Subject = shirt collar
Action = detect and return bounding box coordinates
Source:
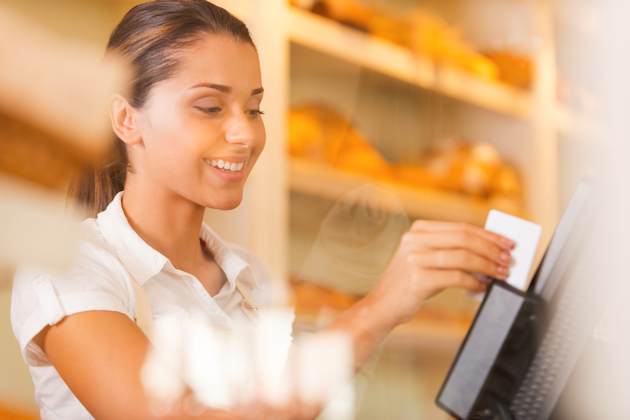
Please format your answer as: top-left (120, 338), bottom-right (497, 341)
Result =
top-left (199, 222), bottom-right (263, 291)
top-left (96, 191), bottom-right (262, 291)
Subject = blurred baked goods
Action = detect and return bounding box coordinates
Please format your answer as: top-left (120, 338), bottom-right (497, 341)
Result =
top-left (394, 139), bottom-right (522, 198)
top-left (405, 11), bottom-right (499, 80)
top-left (367, 13), bottom-right (411, 47)
top-left (483, 50), bottom-right (534, 89)
top-left (311, 0), bottom-right (372, 32)
top-left (288, 103), bottom-right (394, 180)
top-left (287, 109), bottom-right (323, 159)
top-left (294, 1), bottom-right (533, 88)
top-left (288, 104), bottom-right (523, 200)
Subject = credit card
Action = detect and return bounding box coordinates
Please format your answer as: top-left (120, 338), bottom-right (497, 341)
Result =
top-left (470, 210), bottom-right (542, 301)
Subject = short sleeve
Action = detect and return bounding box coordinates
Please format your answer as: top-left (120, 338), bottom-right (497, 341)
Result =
top-left (10, 235), bottom-right (134, 367)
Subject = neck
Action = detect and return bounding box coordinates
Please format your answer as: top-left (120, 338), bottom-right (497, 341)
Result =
top-left (121, 175), bottom-right (206, 272)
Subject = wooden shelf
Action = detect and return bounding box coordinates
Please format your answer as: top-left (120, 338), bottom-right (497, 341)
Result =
top-left (287, 7), bottom-right (532, 119)
top-left (289, 158), bottom-right (527, 226)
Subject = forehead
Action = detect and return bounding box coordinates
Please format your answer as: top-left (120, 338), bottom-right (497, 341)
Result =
top-left (174, 33), bottom-right (262, 91)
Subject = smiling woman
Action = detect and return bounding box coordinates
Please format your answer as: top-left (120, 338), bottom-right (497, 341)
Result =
top-left (71, 0), bottom-right (264, 214)
top-left (109, 33), bottom-right (265, 211)
top-left (10, 1), bottom-right (515, 420)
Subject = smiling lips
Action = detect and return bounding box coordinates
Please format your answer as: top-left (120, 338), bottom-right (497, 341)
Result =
top-left (205, 158), bottom-right (245, 172)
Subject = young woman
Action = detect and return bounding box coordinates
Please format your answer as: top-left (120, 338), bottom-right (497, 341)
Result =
top-left (11, 1), bottom-right (513, 419)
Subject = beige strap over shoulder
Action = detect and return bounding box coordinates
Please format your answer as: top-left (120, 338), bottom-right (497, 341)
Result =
top-left (131, 277), bottom-right (155, 332)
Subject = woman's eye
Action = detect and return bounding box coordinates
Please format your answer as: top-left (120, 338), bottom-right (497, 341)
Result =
top-left (200, 107), bottom-right (222, 114)
top-left (248, 109), bottom-right (265, 117)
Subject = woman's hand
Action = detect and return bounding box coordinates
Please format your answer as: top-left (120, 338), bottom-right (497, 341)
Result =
top-left (369, 220), bottom-right (515, 326)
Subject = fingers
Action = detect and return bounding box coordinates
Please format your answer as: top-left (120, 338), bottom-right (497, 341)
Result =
top-left (409, 250), bottom-right (509, 280)
top-left (411, 220), bottom-right (515, 250)
top-left (402, 230), bottom-right (511, 268)
top-left (401, 267), bottom-right (487, 294)
top-left (437, 269), bottom-right (487, 293)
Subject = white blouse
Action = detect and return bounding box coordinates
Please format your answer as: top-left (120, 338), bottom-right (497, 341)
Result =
top-left (11, 192), bottom-right (273, 420)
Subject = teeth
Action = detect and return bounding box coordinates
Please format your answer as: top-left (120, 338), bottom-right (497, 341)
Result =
top-left (205, 158), bottom-right (246, 172)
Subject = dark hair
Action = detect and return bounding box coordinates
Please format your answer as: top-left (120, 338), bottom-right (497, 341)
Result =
top-left (69, 0), bottom-right (256, 216)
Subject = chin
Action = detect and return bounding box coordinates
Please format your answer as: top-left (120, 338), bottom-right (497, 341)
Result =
top-left (199, 191), bottom-right (243, 211)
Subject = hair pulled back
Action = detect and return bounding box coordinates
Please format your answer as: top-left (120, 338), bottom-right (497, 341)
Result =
top-left (70, 0), bottom-right (255, 216)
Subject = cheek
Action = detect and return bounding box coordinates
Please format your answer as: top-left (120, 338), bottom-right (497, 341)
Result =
top-left (143, 107), bottom-right (205, 170)
top-left (252, 122), bottom-right (267, 159)
top-left (242, 123), bottom-right (266, 178)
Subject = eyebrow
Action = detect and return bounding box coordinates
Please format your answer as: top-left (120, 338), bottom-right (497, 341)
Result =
top-left (190, 83), bottom-right (264, 96)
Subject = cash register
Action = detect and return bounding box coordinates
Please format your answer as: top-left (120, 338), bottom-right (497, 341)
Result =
top-left (436, 178), bottom-right (614, 420)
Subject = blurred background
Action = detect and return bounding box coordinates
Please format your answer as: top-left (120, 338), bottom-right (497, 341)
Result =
top-left (1, 0), bottom-right (628, 419)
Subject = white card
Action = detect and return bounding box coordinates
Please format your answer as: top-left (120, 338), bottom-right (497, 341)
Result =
top-left (470, 210), bottom-right (542, 301)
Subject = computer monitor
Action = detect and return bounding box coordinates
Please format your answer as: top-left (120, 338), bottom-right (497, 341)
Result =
top-left (436, 177), bottom-right (612, 420)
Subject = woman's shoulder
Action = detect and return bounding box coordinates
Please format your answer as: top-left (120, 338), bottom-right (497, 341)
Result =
top-left (11, 217), bottom-right (135, 367)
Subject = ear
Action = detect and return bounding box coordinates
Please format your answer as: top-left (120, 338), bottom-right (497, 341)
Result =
top-left (109, 94), bottom-right (142, 145)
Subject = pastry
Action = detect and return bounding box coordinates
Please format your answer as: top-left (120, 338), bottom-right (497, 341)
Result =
top-left (484, 50), bottom-right (533, 89)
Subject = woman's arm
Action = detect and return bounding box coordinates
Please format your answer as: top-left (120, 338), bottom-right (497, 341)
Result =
top-left (34, 311), bottom-right (151, 419)
top-left (323, 220), bottom-right (513, 373)
top-left (265, 221), bottom-right (512, 420)
top-left (33, 311), bottom-right (236, 420)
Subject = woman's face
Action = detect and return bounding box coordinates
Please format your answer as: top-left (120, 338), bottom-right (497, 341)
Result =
top-left (131, 34), bottom-right (265, 210)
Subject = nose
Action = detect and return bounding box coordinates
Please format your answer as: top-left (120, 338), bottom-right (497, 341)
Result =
top-left (224, 111), bottom-right (260, 148)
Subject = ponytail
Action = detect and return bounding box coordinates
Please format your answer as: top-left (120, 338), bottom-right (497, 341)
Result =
top-left (69, 135), bottom-right (128, 217)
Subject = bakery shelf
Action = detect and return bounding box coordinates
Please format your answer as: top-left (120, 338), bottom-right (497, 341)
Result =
top-left (287, 7), bottom-right (532, 120)
top-left (289, 157), bottom-right (527, 226)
